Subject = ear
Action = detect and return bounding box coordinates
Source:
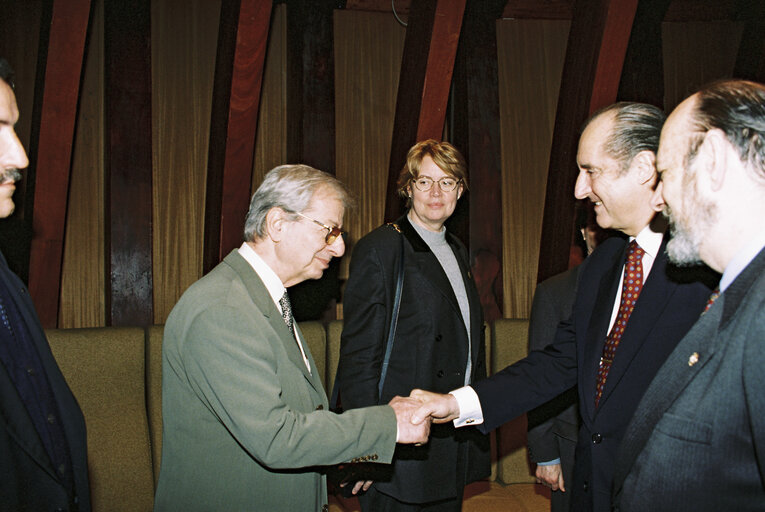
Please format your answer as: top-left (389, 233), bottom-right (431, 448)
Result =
top-left (697, 128), bottom-right (729, 192)
top-left (457, 182), bottom-right (464, 200)
top-left (265, 207), bottom-right (288, 243)
top-left (631, 150), bottom-right (657, 187)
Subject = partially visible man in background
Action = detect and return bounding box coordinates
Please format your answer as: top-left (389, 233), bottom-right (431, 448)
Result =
top-left (0, 57), bottom-right (91, 511)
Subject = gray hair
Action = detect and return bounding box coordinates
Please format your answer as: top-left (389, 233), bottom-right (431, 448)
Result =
top-left (243, 164), bottom-right (353, 242)
top-left (689, 79), bottom-right (765, 181)
top-left (584, 102), bottom-right (666, 173)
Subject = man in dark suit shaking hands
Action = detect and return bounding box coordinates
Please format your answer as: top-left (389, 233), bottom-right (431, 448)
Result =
top-left (0, 58), bottom-right (91, 511)
top-left (411, 102), bottom-right (716, 512)
top-left (612, 79), bottom-right (765, 511)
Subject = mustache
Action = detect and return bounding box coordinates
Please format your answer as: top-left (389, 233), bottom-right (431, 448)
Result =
top-left (0, 168), bottom-right (22, 184)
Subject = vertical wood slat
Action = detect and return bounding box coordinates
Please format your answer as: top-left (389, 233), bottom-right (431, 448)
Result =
top-left (204, 0), bottom-right (272, 273)
top-left (415, 0), bottom-right (466, 141)
top-left (455, 0), bottom-right (506, 322)
top-left (28, 0), bottom-right (91, 328)
top-left (617, 0), bottom-right (671, 107)
top-left (286, 0), bottom-right (341, 322)
top-left (537, 0), bottom-right (638, 285)
top-left (105, 0), bottom-right (153, 326)
top-left (384, 0), bottom-right (465, 222)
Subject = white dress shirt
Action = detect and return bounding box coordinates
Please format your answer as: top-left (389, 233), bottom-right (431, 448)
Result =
top-left (451, 226), bottom-right (664, 428)
top-left (238, 243), bottom-right (312, 373)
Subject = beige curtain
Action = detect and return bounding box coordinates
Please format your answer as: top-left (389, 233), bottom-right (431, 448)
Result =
top-left (59, 0), bottom-right (106, 328)
top-left (151, 0), bottom-right (221, 324)
top-left (252, 4), bottom-right (288, 195)
top-left (334, 9), bottom-right (406, 280)
top-left (497, 19), bottom-right (570, 319)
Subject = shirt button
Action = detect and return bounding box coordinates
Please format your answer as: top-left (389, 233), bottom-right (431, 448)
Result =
top-left (437, 370), bottom-right (444, 378)
top-left (591, 433), bottom-right (602, 444)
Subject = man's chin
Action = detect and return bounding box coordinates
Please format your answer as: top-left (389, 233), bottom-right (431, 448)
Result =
top-left (666, 233), bottom-right (702, 266)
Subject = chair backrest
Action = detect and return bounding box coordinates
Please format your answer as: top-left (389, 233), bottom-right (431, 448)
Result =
top-left (145, 324), bottom-right (164, 487)
top-left (299, 320), bottom-right (328, 386)
top-left (47, 327), bottom-right (155, 512)
top-left (490, 318), bottom-right (535, 484)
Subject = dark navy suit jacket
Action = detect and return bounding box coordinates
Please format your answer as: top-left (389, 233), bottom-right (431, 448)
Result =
top-left (0, 251), bottom-right (90, 511)
top-left (472, 234), bottom-right (716, 512)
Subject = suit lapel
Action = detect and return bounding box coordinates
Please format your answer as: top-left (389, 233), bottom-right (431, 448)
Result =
top-left (0, 259), bottom-right (59, 481)
top-left (581, 241), bottom-right (625, 420)
top-left (596, 238), bottom-right (677, 408)
top-left (399, 217), bottom-right (471, 363)
top-left (614, 248), bottom-right (765, 495)
top-left (222, 251), bottom-right (317, 390)
top-left (613, 298), bottom-right (721, 493)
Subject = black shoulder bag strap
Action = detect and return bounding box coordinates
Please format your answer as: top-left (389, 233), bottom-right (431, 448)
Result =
top-left (378, 223), bottom-right (405, 401)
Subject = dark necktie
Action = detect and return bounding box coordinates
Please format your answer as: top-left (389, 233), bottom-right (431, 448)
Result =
top-left (595, 240), bottom-right (646, 407)
top-left (279, 291), bottom-right (295, 337)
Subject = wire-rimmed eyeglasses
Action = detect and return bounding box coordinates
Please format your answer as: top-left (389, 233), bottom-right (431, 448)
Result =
top-left (295, 212), bottom-right (344, 245)
top-left (412, 176), bottom-right (461, 192)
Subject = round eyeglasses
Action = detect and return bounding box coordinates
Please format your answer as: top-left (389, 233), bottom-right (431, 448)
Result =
top-left (412, 176), bottom-right (461, 192)
top-left (295, 212), bottom-right (344, 245)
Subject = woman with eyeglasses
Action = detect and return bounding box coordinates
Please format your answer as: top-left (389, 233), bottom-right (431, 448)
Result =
top-left (336, 140), bottom-right (490, 511)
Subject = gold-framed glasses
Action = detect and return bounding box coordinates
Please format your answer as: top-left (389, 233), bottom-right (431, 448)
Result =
top-left (412, 176), bottom-right (461, 192)
top-left (295, 212), bottom-right (344, 245)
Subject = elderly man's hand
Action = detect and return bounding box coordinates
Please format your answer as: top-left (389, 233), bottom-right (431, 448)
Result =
top-left (389, 396), bottom-right (430, 444)
top-left (536, 463), bottom-right (565, 492)
top-left (409, 389), bottom-right (460, 424)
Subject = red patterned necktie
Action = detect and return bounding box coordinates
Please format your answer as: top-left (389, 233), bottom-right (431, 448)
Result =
top-left (703, 287), bottom-right (720, 313)
top-left (595, 240), bottom-right (646, 407)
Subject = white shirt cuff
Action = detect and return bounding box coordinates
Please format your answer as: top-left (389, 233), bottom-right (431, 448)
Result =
top-left (450, 386), bottom-right (484, 428)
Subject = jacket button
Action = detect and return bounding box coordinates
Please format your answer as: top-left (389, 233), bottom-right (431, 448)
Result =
top-left (591, 433), bottom-right (602, 444)
top-left (437, 370), bottom-right (444, 378)
top-left (435, 334), bottom-right (442, 342)
top-left (583, 480), bottom-right (589, 492)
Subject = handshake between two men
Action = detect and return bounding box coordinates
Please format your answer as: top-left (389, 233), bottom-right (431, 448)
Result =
top-left (390, 389), bottom-right (461, 445)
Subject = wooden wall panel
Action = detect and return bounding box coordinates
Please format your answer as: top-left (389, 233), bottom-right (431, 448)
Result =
top-left (497, 20), bottom-right (570, 318)
top-left (252, 4), bottom-right (288, 191)
top-left (28, 0), bottom-right (91, 327)
top-left (59, 0), bottom-right (105, 328)
top-left (334, 10), bottom-right (406, 279)
top-left (151, 0), bottom-right (221, 323)
top-left (662, 21), bottom-right (744, 111)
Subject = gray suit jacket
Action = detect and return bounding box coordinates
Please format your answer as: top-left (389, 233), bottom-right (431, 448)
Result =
top-left (613, 247), bottom-right (765, 511)
top-left (154, 250), bottom-right (397, 512)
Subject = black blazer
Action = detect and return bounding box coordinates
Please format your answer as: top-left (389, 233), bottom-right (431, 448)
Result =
top-left (612, 247), bottom-right (765, 512)
top-left (472, 234), bottom-right (716, 512)
top-left (338, 215), bottom-right (490, 504)
top-left (526, 265), bottom-right (582, 512)
top-left (0, 252), bottom-right (91, 511)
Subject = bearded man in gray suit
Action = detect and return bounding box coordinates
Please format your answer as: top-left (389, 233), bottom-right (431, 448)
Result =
top-left (154, 165), bottom-right (429, 512)
top-left (612, 79), bottom-right (765, 511)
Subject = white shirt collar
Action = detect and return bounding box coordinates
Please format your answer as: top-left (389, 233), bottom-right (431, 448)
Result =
top-left (237, 242), bottom-right (286, 307)
top-left (632, 224), bottom-right (663, 261)
top-left (719, 230), bottom-right (765, 292)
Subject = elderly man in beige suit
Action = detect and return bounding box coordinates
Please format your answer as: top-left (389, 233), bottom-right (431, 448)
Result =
top-left (154, 165), bottom-right (429, 512)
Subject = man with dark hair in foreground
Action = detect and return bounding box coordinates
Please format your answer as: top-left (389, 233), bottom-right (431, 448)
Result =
top-left (0, 57), bottom-right (91, 511)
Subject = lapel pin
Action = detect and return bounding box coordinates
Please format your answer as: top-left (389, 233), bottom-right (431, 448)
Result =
top-left (688, 352), bottom-right (700, 367)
